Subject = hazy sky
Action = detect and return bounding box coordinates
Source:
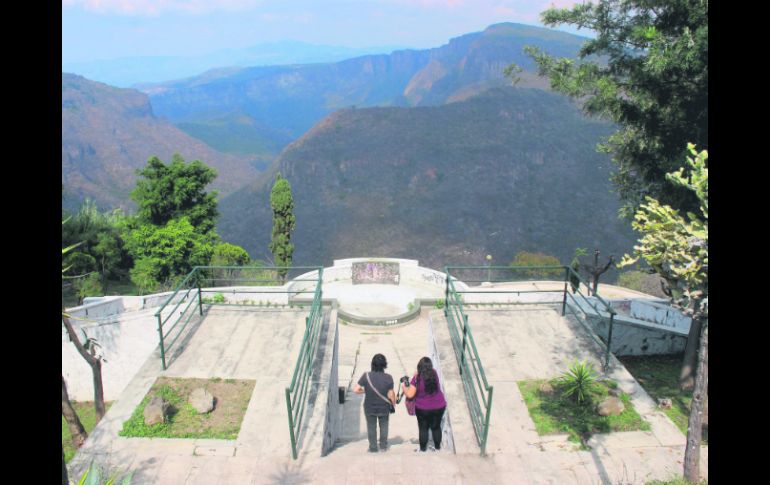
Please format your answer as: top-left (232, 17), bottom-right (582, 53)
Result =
top-left (62, 0), bottom-right (589, 63)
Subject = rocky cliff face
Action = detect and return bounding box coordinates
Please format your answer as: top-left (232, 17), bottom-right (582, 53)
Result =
top-left (62, 73), bottom-right (260, 211)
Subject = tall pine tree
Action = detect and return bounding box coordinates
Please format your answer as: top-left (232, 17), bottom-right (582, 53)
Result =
top-left (269, 173), bottom-right (296, 282)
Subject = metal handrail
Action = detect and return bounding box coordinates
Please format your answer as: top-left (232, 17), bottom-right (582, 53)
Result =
top-left (444, 270), bottom-right (494, 455)
top-left (285, 267), bottom-right (324, 459)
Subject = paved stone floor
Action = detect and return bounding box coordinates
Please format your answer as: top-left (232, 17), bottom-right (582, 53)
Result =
top-left (67, 305), bottom-right (707, 484)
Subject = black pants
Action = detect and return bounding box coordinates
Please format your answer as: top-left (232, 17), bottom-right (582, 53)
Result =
top-left (365, 413), bottom-right (389, 451)
top-left (415, 407), bottom-right (445, 451)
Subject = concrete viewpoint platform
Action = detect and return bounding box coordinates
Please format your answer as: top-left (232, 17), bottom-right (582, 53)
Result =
top-left (65, 259), bottom-right (707, 484)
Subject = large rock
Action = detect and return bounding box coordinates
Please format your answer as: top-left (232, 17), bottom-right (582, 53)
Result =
top-left (190, 388), bottom-right (215, 414)
top-left (144, 396), bottom-right (169, 425)
top-left (597, 397), bottom-right (625, 416)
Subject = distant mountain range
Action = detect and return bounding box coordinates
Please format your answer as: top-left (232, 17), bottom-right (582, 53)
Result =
top-left (62, 73), bottom-right (260, 212)
top-left (62, 41), bottom-right (409, 88)
top-left (143, 23), bottom-right (590, 161)
top-left (218, 87), bottom-right (635, 268)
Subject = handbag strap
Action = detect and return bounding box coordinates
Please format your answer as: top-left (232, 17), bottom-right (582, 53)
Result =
top-left (365, 372), bottom-right (392, 407)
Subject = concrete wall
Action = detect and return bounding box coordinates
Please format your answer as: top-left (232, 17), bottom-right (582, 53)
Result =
top-left (567, 296), bottom-right (689, 356)
top-left (427, 313), bottom-right (455, 452)
top-left (62, 311), bottom-right (161, 401)
top-left (321, 312), bottom-right (341, 456)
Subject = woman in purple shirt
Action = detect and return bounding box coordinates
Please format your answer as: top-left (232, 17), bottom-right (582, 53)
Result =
top-left (400, 356), bottom-right (447, 452)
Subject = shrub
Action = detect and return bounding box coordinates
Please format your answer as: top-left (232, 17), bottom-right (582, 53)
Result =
top-left (509, 251), bottom-right (563, 279)
top-left (559, 360), bottom-right (598, 405)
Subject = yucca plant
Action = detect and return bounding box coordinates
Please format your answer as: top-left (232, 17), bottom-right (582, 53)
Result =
top-left (559, 360), bottom-right (598, 405)
top-left (77, 461), bottom-right (133, 485)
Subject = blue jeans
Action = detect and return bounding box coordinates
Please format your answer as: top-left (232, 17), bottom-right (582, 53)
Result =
top-left (365, 413), bottom-right (389, 450)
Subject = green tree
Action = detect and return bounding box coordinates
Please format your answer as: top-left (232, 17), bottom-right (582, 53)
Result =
top-left (268, 173), bottom-right (296, 281)
top-left (125, 217), bottom-right (215, 292)
top-left (211, 242), bottom-right (251, 286)
top-left (131, 154), bottom-right (219, 235)
top-left (61, 200), bottom-right (131, 281)
top-left (619, 144), bottom-right (707, 482)
top-left (521, 0), bottom-right (708, 217)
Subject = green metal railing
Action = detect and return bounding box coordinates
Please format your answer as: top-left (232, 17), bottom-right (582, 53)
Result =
top-left (443, 268), bottom-right (494, 456)
top-left (562, 266), bottom-right (617, 371)
top-left (154, 266), bottom-right (323, 370)
top-left (442, 265), bottom-right (619, 454)
top-left (285, 267), bottom-right (324, 459)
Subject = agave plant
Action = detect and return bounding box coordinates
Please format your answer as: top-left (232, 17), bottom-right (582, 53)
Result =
top-left (77, 462), bottom-right (133, 485)
top-left (559, 360), bottom-right (598, 405)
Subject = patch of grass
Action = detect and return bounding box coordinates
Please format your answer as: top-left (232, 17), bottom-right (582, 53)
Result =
top-left (618, 354), bottom-right (707, 444)
top-left (119, 376), bottom-right (255, 440)
top-left (518, 378), bottom-right (649, 448)
top-left (647, 478), bottom-right (707, 485)
top-left (62, 401), bottom-right (113, 463)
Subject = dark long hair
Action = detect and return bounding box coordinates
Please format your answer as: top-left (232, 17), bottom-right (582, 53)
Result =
top-left (371, 353), bottom-right (387, 372)
top-left (417, 357), bottom-right (438, 394)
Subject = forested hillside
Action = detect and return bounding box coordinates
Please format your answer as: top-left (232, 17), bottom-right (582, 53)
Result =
top-left (218, 87), bottom-right (636, 269)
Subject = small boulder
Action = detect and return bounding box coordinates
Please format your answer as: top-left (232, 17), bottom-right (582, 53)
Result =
top-left (144, 396), bottom-right (169, 425)
top-left (190, 388), bottom-right (215, 414)
top-left (597, 397), bottom-right (625, 416)
top-left (658, 398), bottom-right (673, 409)
top-left (539, 382), bottom-right (554, 394)
top-left (608, 388), bottom-right (621, 397)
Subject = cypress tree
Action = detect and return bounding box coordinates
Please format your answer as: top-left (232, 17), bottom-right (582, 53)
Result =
top-left (269, 173), bottom-right (296, 281)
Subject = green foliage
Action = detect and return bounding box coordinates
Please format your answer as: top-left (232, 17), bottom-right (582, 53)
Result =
top-left (76, 461), bottom-right (133, 485)
top-left (73, 273), bottom-right (104, 304)
top-left (61, 199), bottom-right (131, 280)
top-left (509, 251), bottom-right (563, 279)
top-left (518, 377), bottom-right (649, 446)
top-left (434, 299), bottom-right (445, 310)
top-left (64, 252), bottom-right (98, 276)
top-left (619, 354), bottom-right (707, 443)
top-left (268, 173), bottom-right (296, 277)
top-left (619, 145), bottom-right (707, 316)
top-left (616, 270), bottom-right (667, 298)
top-left (131, 154), bottom-right (219, 234)
top-left (62, 402), bottom-right (113, 463)
top-left (125, 217), bottom-right (214, 292)
top-left (523, 0), bottom-right (708, 217)
top-left (211, 242), bottom-right (250, 266)
top-left (559, 360), bottom-right (598, 405)
top-left (119, 378), bottom-right (253, 440)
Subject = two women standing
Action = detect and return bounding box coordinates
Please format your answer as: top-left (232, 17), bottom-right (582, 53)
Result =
top-left (355, 354), bottom-right (447, 453)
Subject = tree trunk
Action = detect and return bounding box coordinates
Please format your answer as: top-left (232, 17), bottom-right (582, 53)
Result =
top-left (679, 313), bottom-right (703, 391)
top-left (62, 375), bottom-right (87, 448)
top-left (91, 348), bottom-right (106, 423)
top-left (62, 312), bottom-right (106, 425)
top-left (62, 445), bottom-right (68, 485)
top-left (683, 321), bottom-right (707, 483)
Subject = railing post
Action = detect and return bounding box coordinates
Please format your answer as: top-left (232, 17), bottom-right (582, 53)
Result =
top-left (197, 278), bottom-right (203, 316)
top-left (605, 313), bottom-right (615, 372)
top-left (480, 385), bottom-right (494, 456)
top-left (157, 313), bottom-right (166, 370)
top-left (562, 267), bottom-right (569, 316)
top-left (444, 270), bottom-right (449, 318)
top-left (461, 314), bottom-right (468, 373)
top-left (285, 387), bottom-right (297, 459)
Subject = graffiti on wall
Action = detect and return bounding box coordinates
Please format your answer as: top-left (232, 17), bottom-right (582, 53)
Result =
top-left (352, 261), bottom-right (400, 285)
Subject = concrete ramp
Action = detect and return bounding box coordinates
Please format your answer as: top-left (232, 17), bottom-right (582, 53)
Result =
top-left (326, 309), bottom-right (479, 457)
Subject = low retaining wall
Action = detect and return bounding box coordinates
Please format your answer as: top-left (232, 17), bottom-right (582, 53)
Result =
top-left (321, 311), bottom-right (341, 456)
top-left (426, 313), bottom-right (455, 452)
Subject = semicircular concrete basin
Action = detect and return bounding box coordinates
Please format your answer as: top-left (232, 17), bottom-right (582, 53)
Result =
top-left (323, 280), bottom-right (441, 319)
